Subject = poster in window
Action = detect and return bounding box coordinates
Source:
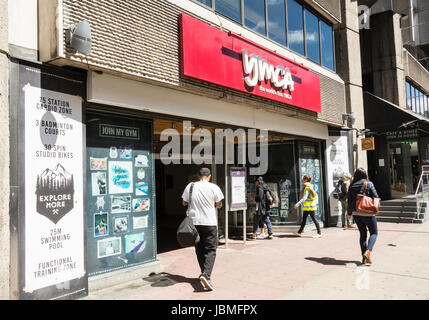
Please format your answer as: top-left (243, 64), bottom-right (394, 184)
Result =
top-left (23, 85), bottom-right (85, 294)
top-left (326, 135), bottom-right (350, 226)
top-left (108, 161), bottom-right (133, 194)
top-left (113, 216), bottom-right (129, 235)
top-left (94, 212), bottom-right (109, 237)
top-left (97, 237), bottom-right (121, 258)
top-left (92, 172), bottom-right (107, 196)
top-left (111, 195), bottom-right (131, 214)
top-left (133, 198), bottom-right (150, 212)
top-left (125, 233), bottom-right (145, 254)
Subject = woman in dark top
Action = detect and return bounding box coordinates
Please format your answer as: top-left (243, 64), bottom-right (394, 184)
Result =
top-left (347, 168), bottom-right (379, 265)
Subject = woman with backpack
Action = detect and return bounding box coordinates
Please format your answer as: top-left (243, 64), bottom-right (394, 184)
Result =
top-left (251, 177), bottom-right (274, 240)
top-left (347, 168), bottom-right (379, 265)
top-left (337, 172), bottom-right (356, 229)
top-left (294, 175), bottom-right (322, 238)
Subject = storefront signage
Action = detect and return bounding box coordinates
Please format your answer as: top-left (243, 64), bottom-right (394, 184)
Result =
top-left (361, 137), bottom-right (375, 151)
top-left (242, 49), bottom-right (295, 94)
top-left (230, 167), bottom-right (247, 211)
top-left (179, 13), bottom-right (321, 113)
top-left (385, 129), bottom-right (418, 140)
top-left (99, 124), bottom-right (140, 140)
top-left (326, 135), bottom-right (350, 226)
top-left (23, 84), bottom-right (85, 296)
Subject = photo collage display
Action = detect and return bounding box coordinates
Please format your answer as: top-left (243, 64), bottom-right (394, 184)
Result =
top-left (89, 146), bottom-right (151, 262)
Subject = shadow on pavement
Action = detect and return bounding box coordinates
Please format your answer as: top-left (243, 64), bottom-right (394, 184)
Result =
top-left (275, 234), bottom-right (301, 238)
top-left (305, 257), bottom-right (362, 266)
top-left (143, 272), bottom-right (206, 292)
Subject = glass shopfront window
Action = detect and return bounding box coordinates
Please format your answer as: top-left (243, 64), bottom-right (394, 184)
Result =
top-left (406, 81), bottom-right (412, 110)
top-left (240, 135), bottom-right (325, 227)
top-left (298, 141), bottom-right (324, 223)
top-left (196, 0), bottom-right (212, 6)
top-left (305, 8), bottom-right (320, 64)
top-left (389, 141), bottom-right (419, 197)
top-left (245, 136), bottom-right (300, 226)
top-left (193, 0), bottom-right (335, 71)
top-left (216, 0), bottom-right (242, 23)
top-left (267, 0), bottom-right (286, 46)
top-left (287, 0), bottom-right (305, 55)
top-left (321, 20), bottom-right (334, 70)
top-left (423, 96), bottom-right (428, 117)
top-left (407, 80), bottom-right (429, 117)
top-left (86, 111), bottom-right (157, 277)
top-left (417, 89), bottom-right (422, 114)
top-left (244, 0), bottom-right (266, 36)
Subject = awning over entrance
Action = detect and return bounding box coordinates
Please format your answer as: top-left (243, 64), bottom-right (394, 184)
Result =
top-left (363, 91), bottom-right (429, 132)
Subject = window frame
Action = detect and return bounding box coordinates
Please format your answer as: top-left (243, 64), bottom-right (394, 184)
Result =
top-left (423, 94), bottom-right (428, 117)
top-left (266, 0), bottom-right (287, 47)
top-left (406, 81), bottom-right (412, 110)
top-left (303, 5), bottom-right (321, 64)
top-left (319, 16), bottom-right (336, 71)
top-left (243, 0), bottom-right (267, 37)
top-left (191, 0), bottom-right (336, 73)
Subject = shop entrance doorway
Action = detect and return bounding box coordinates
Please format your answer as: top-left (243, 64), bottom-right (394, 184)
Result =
top-left (155, 161), bottom-right (199, 253)
top-left (153, 119), bottom-right (225, 253)
top-left (388, 140), bottom-right (419, 198)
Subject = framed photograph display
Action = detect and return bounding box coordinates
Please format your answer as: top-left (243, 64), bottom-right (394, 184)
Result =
top-left (86, 112), bottom-right (156, 277)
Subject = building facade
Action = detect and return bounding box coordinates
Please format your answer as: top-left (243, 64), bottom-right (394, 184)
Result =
top-left (1, 0), bottom-right (368, 299)
top-left (360, 0), bottom-right (429, 200)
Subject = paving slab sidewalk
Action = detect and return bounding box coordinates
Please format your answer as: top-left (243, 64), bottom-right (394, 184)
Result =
top-left (84, 221), bottom-right (429, 300)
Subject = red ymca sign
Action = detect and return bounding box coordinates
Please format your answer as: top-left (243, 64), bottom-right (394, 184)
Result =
top-left (179, 13), bottom-right (321, 113)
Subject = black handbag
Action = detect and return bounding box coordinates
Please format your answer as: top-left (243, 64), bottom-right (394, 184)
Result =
top-left (177, 183), bottom-right (200, 247)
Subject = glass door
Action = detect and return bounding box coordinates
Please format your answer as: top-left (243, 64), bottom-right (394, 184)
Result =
top-left (389, 140), bottom-right (419, 197)
top-left (297, 141), bottom-right (324, 224)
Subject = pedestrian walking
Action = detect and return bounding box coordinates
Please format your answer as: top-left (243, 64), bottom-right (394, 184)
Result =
top-left (181, 167), bottom-right (224, 291)
top-left (337, 172), bottom-right (356, 229)
top-left (347, 167), bottom-right (379, 265)
top-left (251, 177), bottom-right (274, 240)
top-left (294, 175), bottom-right (322, 238)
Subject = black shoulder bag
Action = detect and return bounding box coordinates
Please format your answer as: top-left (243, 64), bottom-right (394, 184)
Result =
top-left (177, 183), bottom-right (200, 247)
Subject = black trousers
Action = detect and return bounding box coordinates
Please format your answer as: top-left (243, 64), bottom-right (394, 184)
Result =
top-left (298, 210), bottom-right (321, 234)
top-left (194, 225), bottom-right (218, 279)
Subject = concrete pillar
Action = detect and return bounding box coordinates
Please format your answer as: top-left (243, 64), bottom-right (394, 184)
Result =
top-left (370, 11), bottom-right (406, 108)
top-left (0, 0), bottom-right (10, 300)
top-left (335, 0), bottom-right (367, 171)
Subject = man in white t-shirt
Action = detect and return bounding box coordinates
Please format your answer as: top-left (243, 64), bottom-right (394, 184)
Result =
top-left (182, 167), bottom-right (224, 291)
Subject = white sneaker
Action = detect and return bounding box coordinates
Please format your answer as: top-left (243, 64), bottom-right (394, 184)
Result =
top-left (199, 275), bottom-right (213, 291)
top-left (257, 233), bottom-right (266, 239)
top-left (313, 234), bottom-right (322, 238)
top-left (294, 232), bottom-right (302, 237)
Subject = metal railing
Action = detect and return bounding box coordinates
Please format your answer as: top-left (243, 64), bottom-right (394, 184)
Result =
top-left (414, 172), bottom-right (429, 221)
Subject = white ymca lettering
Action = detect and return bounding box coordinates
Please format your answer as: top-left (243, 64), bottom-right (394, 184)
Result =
top-left (242, 49), bottom-right (294, 92)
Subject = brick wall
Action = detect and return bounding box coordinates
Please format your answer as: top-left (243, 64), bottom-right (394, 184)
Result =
top-left (62, 0), bottom-right (345, 126)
